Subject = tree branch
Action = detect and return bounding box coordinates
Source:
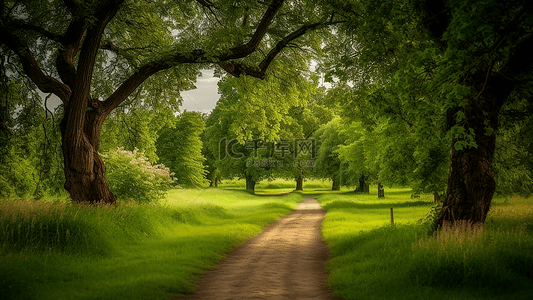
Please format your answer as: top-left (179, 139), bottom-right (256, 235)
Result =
top-left (10, 21), bottom-right (63, 42)
top-left (102, 51), bottom-right (205, 115)
top-left (487, 33), bottom-right (533, 110)
top-left (103, 3), bottom-right (341, 116)
top-left (0, 28), bottom-right (71, 102)
top-left (219, 0), bottom-right (284, 60)
top-left (196, 0), bottom-right (222, 26)
top-left (102, 0), bottom-right (285, 114)
top-left (100, 41), bottom-right (120, 53)
top-left (220, 21), bottom-right (343, 79)
top-left (56, 18), bottom-right (86, 88)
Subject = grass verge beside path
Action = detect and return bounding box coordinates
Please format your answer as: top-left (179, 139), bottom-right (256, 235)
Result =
top-left (0, 189), bottom-right (302, 300)
top-left (318, 188), bottom-right (533, 300)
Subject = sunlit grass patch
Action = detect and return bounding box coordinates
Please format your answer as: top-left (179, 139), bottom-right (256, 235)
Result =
top-left (320, 192), bottom-right (533, 300)
top-left (215, 177), bottom-right (338, 194)
top-left (486, 196), bottom-right (533, 233)
top-left (0, 189), bottom-right (302, 300)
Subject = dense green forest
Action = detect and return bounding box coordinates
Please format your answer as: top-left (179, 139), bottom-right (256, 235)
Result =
top-left (2, 0), bottom-right (533, 226)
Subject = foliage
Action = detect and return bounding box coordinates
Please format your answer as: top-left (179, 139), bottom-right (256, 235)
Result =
top-left (0, 79), bottom-right (65, 199)
top-left (313, 117), bottom-right (345, 187)
top-left (102, 148), bottom-right (175, 202)
top-left (204, 65), bottom-right (325, 190)
top-left (156, 111), bottom-right (208, 188)
top-left (100, 107), bottom-right (174, 163)
top-left (0, 0), bottom-right (341, 203)
top-left (493, 96), bottom-right (533, 196)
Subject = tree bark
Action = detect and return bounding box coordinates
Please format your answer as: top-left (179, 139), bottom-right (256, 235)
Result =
top-left (295, 175), bottom-right (303, 191)
top-left (245, 175), bottom-right (256, 192)
top-left (60, 104), bottom-right (117, 204)
top-left (356, 173), bottom-right (369, 194)
top-left (332, 177), bottom-right (340, 191)
top-left (377, 182), bottom-right (385, 198)
top-left (436, 100), bottom-right (498, 226)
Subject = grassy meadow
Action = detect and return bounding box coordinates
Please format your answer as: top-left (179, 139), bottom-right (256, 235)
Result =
top-left (1, 179), bottom-right (532, 300)
top-left (0, 187), bottom-right (302, 300)
top-left (218, 177), bottom-right (335, 194)
top-left (318, 187), bottom-right (533, 300)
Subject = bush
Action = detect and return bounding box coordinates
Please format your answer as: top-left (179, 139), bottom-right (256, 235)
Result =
top-left (103, 148), bottom-right (175, 203)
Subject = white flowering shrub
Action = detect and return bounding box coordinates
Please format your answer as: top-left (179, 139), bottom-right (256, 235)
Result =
top-left (102, 148), bottom-right (176, 203)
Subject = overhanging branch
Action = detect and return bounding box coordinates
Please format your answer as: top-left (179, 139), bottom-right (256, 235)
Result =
top-left (220, 21), bottom-right (344, 79)
top-left (102, 0), bottom-right (285, 113)
top-left (10, 22), bottom-right (63, 42)
top-left (1, 28), bottom-right (72, 102)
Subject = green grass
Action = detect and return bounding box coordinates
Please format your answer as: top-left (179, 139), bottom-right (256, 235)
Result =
top-left (318, 188), bottom-right (533, 300)
top-left (3, 181), bottom-right (532, 300)
top-left (0, 188), bottom-right (302, 300)
top-left (216, 177), bottom-right (335, 194)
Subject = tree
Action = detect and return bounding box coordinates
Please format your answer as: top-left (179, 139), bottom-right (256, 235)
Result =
top-left (314, 117), bottom-right (344, 190)
top-left (322, 0), bottom-right (533, 226)
top-left (1, 0), bottom-right (340, 204)
top-left (203, 57), bottom-right (327, 192)
top-left (274, 91), bottom-right (332, 191)
top-left (413, 0), bottom-right (533, 226)
top-left (156, 111), bottom-right (207, 188)
top-left (100, 105), bottom-right (174, 163)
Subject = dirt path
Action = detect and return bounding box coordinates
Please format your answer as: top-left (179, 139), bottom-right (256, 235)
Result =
top-left (178, 196), bottom-right (340, 300)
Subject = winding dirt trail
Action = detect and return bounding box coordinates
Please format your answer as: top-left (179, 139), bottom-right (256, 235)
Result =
top-left (178, 196), bottom-right (340, 300)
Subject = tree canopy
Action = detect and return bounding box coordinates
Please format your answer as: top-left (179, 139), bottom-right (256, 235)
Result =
top-left (1, 0), bottom-right (532, 229)
top-left (1, 0), bottom-right (341, 203)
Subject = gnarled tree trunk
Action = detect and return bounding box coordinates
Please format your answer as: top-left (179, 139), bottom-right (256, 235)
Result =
top-left (61, 103), bottom-right (116, 205)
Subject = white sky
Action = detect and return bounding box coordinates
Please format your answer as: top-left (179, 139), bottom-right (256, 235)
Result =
top-left (38, 69), bottom-right (221, 114)
top-left (179, 69), bottom-right (220, 114)
top-left (40, 67), bottom-right (328, 115)
top-left (178, 65), bottom-right (331, 114)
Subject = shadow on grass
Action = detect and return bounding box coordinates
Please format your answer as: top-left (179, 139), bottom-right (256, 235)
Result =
top-left (323, 200), bottom-right (433, 211)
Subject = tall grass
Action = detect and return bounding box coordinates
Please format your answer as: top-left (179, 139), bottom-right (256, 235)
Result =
top-left (0, 189), bottom-right (302, 300)
top-left (0, 200), bottom-right (165, 256)
top-left (318, 189), bottom-right (533, 300)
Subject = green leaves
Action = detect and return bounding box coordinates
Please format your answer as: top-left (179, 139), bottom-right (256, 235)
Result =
top-left (156, 112), bottom-right (208, 188)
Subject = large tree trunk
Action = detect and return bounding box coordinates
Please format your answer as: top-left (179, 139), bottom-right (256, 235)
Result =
top-left (61, 105), bottom-right (116, 205)
top-left (295, 175), bottom-right (303, 191)
top-left (245, 175), bottom-right (256, 192)
top-left (436, 99), bottom-right (499, 227)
